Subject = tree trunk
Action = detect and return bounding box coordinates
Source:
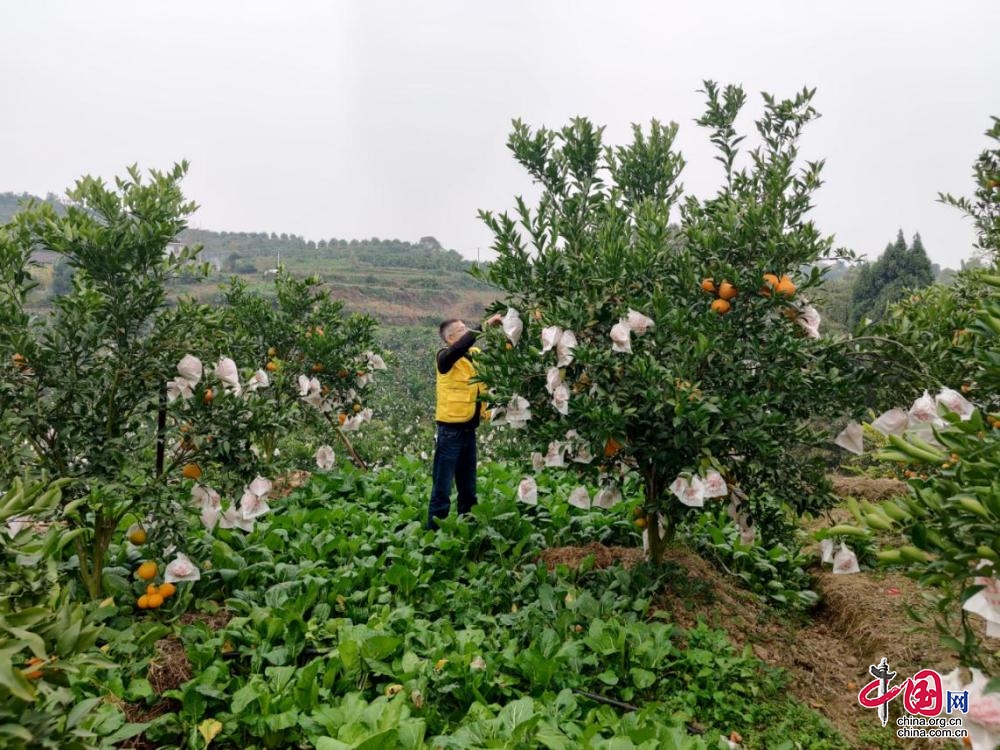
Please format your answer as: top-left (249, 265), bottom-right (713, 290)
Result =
top-left (643, 469), bottom-right (672, 565)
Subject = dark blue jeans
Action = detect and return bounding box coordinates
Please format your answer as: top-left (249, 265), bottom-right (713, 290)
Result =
top-left (428, 424), bottom-right (477, 529)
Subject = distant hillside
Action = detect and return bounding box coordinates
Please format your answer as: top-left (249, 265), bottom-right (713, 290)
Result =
top-left (0, 191), bottom-right (68, 223)
top-left (1, 191), bottom-right (498, 326)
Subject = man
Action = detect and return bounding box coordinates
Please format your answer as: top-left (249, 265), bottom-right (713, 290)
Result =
top-left (427, 314), bottom-right (502, 530)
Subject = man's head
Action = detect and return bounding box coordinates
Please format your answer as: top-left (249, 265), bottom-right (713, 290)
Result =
top-left (439, 319), bottom-right (467, 344)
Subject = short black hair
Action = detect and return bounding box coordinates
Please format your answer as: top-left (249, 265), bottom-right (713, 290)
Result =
top-left (439, 319), bottom-right (462, 342)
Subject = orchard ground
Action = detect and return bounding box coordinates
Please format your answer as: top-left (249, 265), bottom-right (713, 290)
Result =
top-left (108, 466), bottom-right (970, 750)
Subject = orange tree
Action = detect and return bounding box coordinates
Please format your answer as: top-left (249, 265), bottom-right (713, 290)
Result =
top-left (0, 164), bottom-right (382, 597)
top-left (218, 271), bottom-right (382, 468)
top-left (474, 82), bottom-right (867, 563)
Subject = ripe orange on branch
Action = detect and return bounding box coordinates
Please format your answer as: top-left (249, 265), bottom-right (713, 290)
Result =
top-left (775, 275), bottom-right (797, 297)
top-left (718, 281), bottom-right (738, 300)
top-left (182, 463), bottom-right (202, 480)
top-left (603, 437), bottom-right (623, 458)
top-left (137, 561), bottom-right (158, 580)
top-left (700, 278), bottom-right (716, 294)
top-left (711, 298), bottom-right (731, 315)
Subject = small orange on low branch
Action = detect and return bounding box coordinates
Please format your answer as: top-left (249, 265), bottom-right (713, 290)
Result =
top-left (137, 561), bottom-right (158, 581)
top-left (182, 463), bottom-right (202, 480)
top-left (718, 281), bottom-right (738, 300)
top-left (711, 298), bottom-right (731, 315)
top-left (700, 278), bottom-right (716, 294)
top-left (24, 657), bottom-right (45, 680)
top-left (158, 582), bottom-right (177, 599)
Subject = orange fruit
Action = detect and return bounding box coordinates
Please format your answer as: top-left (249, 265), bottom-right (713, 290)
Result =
top-left (137, 594), bottom-right (150, 609)
top-left (146, 583), bottom-right (159, 596)
top-left (700, 277), bottom-right (716, 294)
top-left (129, 526), bottom-right (147, 545)
top-left (775, 275), bottom-right (797, 297)
top-left (710, 298), bottom-right (731, 315)
top-left (353, 403), bottom-right (362, 413)
top-left (203, 388), bottom-right (214, 404)
top-left (265, 361), bottom-right (278, 372)
top-left (12, 353), bottom-right (27, 368)
top-left (24, 657), bottom-right (45, 679)
top-left (961, 384), bottom-right (972, 393)
top-left (604, 438), bottom-right (623, 458)
top-left (314, 326), bottom-right (324, 337)
top-left (182, 463), bottom-right (202, 480)
top-left (147, 593), bottom-right (164, 609)
top-left (505, 342), bottom-right (513, 350)
top-left (311, 363), bottom-right (325, 373)
top-left (635, 517), bottom-right (647, 529)
top-left (267, 346), bottom-right (277, 357)
top-left (137, 561), bottom-right (158, 581)
top-left (718, 281), bottom-right (738, 300)
top-left (337, 369), bottom-right (348, 378)
top-left (158, 582), bottom-right (177, 599)
top-left (338, 413), bottom-right (347, 425)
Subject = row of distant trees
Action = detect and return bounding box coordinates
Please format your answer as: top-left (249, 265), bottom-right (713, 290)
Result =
top-left (815, 229), bottom-right (985, 334)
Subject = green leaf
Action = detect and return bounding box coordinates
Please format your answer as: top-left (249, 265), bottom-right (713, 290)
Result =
top-left (630, 667), bottom-right (657, 689)
top-left (231, 680), bottom-right (262, 713)
top-left (315, 738), bottom-right (351, 750)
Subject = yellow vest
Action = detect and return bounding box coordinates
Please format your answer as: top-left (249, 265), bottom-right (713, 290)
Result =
top-left (435, 346), bottom-right (488, 423)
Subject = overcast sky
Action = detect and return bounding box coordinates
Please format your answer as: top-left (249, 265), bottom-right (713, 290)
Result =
top-left (2, 1), bottom-right (998, 268)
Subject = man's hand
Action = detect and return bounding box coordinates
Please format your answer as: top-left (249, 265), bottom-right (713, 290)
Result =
top-left (486, 313), bottom-right (503, 327)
